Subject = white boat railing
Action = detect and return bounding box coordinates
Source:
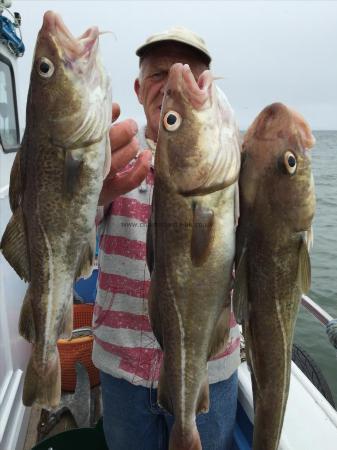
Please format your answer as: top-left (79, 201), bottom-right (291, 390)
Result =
top-left (301, 295), bottom-right (333, 326)
top-left (301, 295), bottom-right (337, 350)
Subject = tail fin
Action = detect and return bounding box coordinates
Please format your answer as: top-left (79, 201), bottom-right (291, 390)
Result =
top-left (169, 423), bottom-right (202, 450)
top-left (22, 350), bottom-right (61, 408)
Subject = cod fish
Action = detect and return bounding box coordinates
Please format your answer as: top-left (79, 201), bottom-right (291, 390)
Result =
top-left (147, 63), bottom-right (241, 450)
top-left (0, 11), bottom-right (111, 408)
top-left (234, 103), bottom-right (315, 450)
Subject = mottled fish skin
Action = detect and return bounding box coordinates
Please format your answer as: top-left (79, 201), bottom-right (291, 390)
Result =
top-left (234, 103), bottom-right (315, 450)
top-left (147, 63), bottom-right (241, 450)
top-left (0, 11), bottom-right (111, 408)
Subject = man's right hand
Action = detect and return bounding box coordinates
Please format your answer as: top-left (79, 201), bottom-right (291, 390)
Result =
top-left (98, 103), bottom-right (152, 207)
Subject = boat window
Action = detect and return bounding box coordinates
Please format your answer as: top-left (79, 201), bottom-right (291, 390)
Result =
top-left (0, 54), bottom-right (20, 153)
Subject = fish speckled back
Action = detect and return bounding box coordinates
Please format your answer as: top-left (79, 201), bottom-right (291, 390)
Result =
top-left (0, 11), bottom-right (111, 408)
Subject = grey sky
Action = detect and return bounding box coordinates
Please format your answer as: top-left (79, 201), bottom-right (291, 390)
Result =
top-left (15, 0), bottom-right (337, 129)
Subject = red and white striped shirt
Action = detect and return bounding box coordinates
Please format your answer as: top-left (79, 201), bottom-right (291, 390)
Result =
top-left (92, 126), bottom-right (240, 387)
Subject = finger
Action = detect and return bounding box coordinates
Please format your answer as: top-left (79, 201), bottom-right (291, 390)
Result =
top-left (112, 103), bottom-right (121, 122)
top-left (110, 119), bottom-right (138, 151)
top-left (114, 150), bottom-right (152, 191)
top-left (108, 137), bottom-right (139, 176)
top-left (129, 149), bottom-right (152, 176)
top-left (99, 150), bottom-right (152, 205)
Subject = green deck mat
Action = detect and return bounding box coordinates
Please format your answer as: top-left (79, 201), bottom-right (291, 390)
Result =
top-left (32, 418), bottom-right (108, 450)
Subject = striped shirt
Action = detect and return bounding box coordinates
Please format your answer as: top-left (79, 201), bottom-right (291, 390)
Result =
top-left (92, 125), bottom-right (241, 387)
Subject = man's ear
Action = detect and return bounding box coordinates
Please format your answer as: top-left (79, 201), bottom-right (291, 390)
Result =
top-left (134, 78), bottom-right (143, 105)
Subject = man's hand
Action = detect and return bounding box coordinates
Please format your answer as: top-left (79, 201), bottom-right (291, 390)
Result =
top-left (98, 103), bottom-right (152, 207)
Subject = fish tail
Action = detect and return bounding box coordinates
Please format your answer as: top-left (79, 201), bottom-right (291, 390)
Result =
top-left (169, 423), bottom-right (202, 450)
top-left (22, 349), bottom-right (61, 408)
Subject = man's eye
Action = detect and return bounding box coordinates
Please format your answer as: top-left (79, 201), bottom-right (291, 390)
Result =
top-left (151, 72), bottom-right (165, 81)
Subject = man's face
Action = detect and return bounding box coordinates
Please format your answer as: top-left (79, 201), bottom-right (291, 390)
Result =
top-left (134, 44), bottom-right (208, 141)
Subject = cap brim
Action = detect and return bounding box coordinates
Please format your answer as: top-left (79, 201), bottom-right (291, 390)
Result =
top-left (136, 38), bottom-right (211, 65)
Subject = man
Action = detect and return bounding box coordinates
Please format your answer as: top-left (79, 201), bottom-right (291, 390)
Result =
top-left (93, 27), bottom-right (241, 450)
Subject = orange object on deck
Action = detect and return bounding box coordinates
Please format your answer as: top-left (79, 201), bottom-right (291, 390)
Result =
top-left (57, 304), bottom-right (100, 392)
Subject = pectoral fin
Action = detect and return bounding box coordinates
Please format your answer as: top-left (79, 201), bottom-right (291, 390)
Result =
top-left (190, 204), bottom-right (214, 266)
top-left (297, 238), bottom-right (311, 293)
top-left (0, 207), bottom-right (30, 281)
top-left (64, 149), bottom-right (84, 195)
top-left (233, 247), bottom-right (249, 324)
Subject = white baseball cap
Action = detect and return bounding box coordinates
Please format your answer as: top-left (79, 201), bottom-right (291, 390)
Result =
top-left (136, 26), bottom-right (211, 65)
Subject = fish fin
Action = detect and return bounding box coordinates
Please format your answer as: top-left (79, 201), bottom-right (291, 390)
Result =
top-left (64, 149), bottom-right (84, 195)
top-left (234, 181), bottom-right (240, 227)
top-left (169, 423), bottom-right (202, 450)
top-left (244, 322), bottom-right (261, 406)
top-left (305, 226), bottom-right (314, 251)
top-left (75, 228), bottom-right (96, 280)
top-left (158, 365), bottom-right (173, 414)
top-left (146, 220), bottom-right (154, 275)
top-left (146, 209), bottom-right (155, 275)
top-left (196, 377), bottom-right (209, 414)
top-left (0, 207), bottom-right (30, 281)
top-left (23, 351), bottom-right (61, 408)
top-left (208, 305), bottom-right (230, 359)
top-left (190, 204), bottom-right (214, 267)
top-left (103, 133), bottom-right (111, 179)
top-left (298, 238), bottom-right (311, 293)
top-left (19, 288), bottom-right (35, 342)
top-left (9, 150), bottom-right (22, 212)
top-left (233, 247), bottom-right (249, 324)
top-left (59, 299), bottom-right (73, 339)
top-left (250, 372), bottom-right (259, 412)
top-left (148, 277), bottom-right (163, 348)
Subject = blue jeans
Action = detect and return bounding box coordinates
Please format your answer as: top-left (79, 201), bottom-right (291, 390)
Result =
top-left (100, 370), bottom-right (238, 450)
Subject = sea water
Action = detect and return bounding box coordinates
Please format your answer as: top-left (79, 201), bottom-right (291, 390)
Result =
top-left (294, 131), bottom-right (337, 405)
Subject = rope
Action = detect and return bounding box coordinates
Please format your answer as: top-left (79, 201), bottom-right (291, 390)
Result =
top-left (0, 5), bottom-right (24, 57)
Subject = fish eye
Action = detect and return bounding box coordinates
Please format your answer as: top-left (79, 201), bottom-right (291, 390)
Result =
top-left (37, 57), bottom-right (55, 78)
top-left (284, 151), bottom-right (297, 175)
top-left (163, 111), bottom-right (182, 131)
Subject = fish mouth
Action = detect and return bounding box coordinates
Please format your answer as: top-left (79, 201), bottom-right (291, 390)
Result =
top-left (166, 63), bottom-right (213, 110)
top-left (41, 11), bottom-right (99, 68)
